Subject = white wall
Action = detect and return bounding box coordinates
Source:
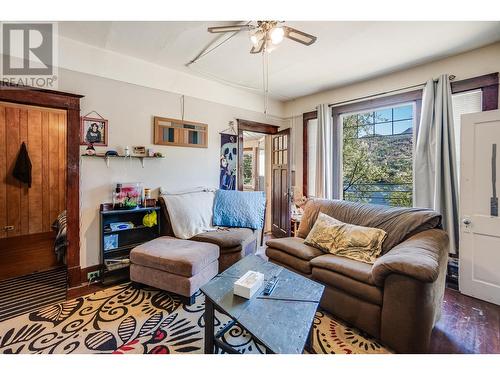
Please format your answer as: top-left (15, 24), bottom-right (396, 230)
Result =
top-left (56, 69), bottom-right (285, 269)
top-left (284, 42), bottom-right (500, 196)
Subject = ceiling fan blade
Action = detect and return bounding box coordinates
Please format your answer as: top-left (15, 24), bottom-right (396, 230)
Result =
top-left (283, 26), bottom-right (317, 46)
top-left (250, 38), bottom-right (265, 54)
top-left (208, 24), bottom-right (252, 33)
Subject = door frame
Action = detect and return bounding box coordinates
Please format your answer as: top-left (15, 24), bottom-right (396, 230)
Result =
top-left (236, 119), bottom-right (278, 191)
top-left (0, 83), bottom-right (84, 288)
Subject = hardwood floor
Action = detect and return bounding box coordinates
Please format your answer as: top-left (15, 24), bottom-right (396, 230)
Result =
top-left (430, 288), bottom-right (500, 354)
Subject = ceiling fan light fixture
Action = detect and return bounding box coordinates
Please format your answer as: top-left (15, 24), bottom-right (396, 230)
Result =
top-left (250, 30), bottom-right (263, 46)
top-left (270, 26), bottom-right (284, 45)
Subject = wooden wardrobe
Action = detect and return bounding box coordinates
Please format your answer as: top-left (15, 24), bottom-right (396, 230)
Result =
top-left (0, 101), bottom-right (67, 281)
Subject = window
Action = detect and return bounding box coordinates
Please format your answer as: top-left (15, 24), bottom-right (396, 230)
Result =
top-left (451, 89), bottom-right (482, 176)
top-left (342, 103), bottom-right (415, 207)
top-left (242, 150), bottom-right (255, 188)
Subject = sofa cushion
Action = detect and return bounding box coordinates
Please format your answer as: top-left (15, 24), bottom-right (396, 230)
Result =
top-left (266, 248), bottom-right (314, 275)
top-left (297, 199), bottom-right (442, 254)
top-left (268, 258), bottom-right (312, 278)
top-left (310, 254), bottom-right (374, 285)
top-left (266, 237), bottom-right (323, 261)
top-left (130, 236), bottom-right (219, 277)
top-left (312, 267), bottom-right (383, 305)
top-left (191, 228), bottom-right (255, 253)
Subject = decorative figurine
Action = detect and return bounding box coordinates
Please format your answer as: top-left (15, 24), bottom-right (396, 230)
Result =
top-left (85, 143), bottom-right (96, 155)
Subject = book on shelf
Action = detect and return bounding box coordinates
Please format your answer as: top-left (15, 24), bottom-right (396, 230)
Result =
top-left (104, 257), bottom-right (130, 271)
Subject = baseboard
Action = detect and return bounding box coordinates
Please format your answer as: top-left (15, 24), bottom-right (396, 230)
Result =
top-left (67, 266), bottom-right (82, 287)
top-left (67, 281), bottom-right (104, 300)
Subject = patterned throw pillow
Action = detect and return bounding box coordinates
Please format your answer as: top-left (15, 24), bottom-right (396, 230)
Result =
top-left (304, 212), bottom-right (387, 264)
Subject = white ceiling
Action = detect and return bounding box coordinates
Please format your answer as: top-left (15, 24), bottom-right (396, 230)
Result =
top-left (58, 21), bottom-right (500, 101)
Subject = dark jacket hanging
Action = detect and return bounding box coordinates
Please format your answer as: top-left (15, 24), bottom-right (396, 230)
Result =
top-left (12, 142), bottom-right (32, 188)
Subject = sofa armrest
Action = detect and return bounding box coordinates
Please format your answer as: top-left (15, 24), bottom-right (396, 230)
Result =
top-left (371, 229), bottom-right (449, 287)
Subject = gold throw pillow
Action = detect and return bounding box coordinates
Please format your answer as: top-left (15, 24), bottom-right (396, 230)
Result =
top-left (304, 212), bottom-right (387, 264)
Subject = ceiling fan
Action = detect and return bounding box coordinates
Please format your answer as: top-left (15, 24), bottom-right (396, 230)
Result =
top-left (207, 21), bottom-right (317, 53)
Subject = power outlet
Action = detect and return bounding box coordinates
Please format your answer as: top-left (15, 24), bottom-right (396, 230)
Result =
top-left (87, 270), bottom-right (101, 281)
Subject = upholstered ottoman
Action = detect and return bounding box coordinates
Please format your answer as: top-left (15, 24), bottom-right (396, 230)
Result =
top-left (130, 236), bottom-right (219, 304)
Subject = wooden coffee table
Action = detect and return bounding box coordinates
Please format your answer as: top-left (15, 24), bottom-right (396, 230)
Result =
top-left (200, 255), bottom-right (325, 354)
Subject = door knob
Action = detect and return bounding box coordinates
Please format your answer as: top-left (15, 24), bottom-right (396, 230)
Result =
top-left (462, 218), bottom-right (472, 225)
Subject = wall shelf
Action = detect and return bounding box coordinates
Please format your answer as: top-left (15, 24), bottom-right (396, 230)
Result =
top-left (81, 154), bottom-right (165, 168)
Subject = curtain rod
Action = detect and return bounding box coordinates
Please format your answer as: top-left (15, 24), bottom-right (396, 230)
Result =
top-left (327, 75), bottom-right (457, 108)
top-left (328, 83), bottom-right (424, 108)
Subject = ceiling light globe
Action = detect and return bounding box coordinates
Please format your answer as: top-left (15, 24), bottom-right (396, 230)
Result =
top-left (270, 27), bottom-right (284, 45)
top-left (250, 34), bottom-right (259, 46)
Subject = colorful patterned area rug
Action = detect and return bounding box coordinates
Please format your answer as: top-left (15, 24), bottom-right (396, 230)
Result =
top-left (0, 283), bottom-right (391, 354)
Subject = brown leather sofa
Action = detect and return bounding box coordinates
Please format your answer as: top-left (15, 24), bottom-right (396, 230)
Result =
top-left (159, 197), bottom-right (257, 271)
top-left (266, 199), bottom-right (449, 353)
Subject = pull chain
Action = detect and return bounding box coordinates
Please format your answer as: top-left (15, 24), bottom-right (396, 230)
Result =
top-left (262, 48), bottom-right (269, 115)
top-left (181, 95), bottom-right (185, 121)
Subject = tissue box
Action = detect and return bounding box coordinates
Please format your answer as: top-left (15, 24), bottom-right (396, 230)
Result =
top-left (234, 271), bottom-right (264, 299)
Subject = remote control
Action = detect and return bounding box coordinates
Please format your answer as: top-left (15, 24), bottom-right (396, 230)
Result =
top-left (262, 276), bottom-right (278, 296)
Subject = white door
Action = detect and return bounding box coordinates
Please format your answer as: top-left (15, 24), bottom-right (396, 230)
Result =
top-left (460, 109), bottom-right (500, 305)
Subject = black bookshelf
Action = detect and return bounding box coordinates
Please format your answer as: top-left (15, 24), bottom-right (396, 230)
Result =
top-left (99, 204), bottom-right (161, 285)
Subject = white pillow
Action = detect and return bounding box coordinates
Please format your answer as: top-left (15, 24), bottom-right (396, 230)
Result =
top-left (161, 190), bottom-right (216, 239)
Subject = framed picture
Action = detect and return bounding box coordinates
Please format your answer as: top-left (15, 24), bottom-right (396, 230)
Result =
top-left (133, 146), bottom-right (146, 156)
top-left (153, 116), bottom-right (208, 148)
top-left (80, 116), bottom-right (108, 146)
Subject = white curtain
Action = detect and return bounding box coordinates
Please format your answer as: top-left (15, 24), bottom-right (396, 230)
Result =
top-left (315, 104), bottom-right (333, 199)
top-left (414, 74), bottom-right (459, 253)
top-left (314, 103), bottom-right (342, 199)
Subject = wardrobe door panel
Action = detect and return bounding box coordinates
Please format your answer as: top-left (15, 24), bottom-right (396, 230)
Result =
top-left (0, 106), bottom-right (5, 239)
top-left (19, 109), bottom-right (29, 235)
top-left (58, 112), bottom-right (66, 214)
top-left (28, 109), bottom-right (43, 234)
top-left (41, 111), bottom-right (50, 231)
top-left (5, 106), bottom-right (21, 238)
top-left (0, 103), bottom-right (66, 238)
top-left (48, 112), bottom-right (60, 225)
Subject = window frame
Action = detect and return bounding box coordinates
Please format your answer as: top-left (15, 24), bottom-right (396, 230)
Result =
top-left (340, 101), bottom-right (417, 206)
top-left (302, 72), bottom-right (499, 197)
top-left (450, 72), bottom-right (498, 110)
top-left (341, 102), bottom-right (416, 139)
top-left (302, 90), bottom-right (422, 197)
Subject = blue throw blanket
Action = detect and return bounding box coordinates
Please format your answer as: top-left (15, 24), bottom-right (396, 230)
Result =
top-left (212, 190), bottom-right (266, 229)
